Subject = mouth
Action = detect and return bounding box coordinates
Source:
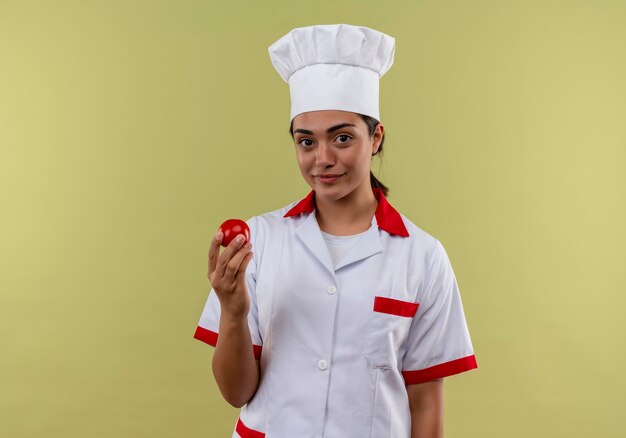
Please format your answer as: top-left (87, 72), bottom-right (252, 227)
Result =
top-left (316, 173), bottom-right (344, 183)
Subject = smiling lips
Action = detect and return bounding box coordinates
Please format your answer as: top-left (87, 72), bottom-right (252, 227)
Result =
top-left (316, 173), bottom-right (344, 183)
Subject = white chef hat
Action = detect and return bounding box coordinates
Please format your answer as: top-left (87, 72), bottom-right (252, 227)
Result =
top-left (268, 24), bottom-right (395, 122)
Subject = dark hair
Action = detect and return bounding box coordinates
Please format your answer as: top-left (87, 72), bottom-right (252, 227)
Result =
top-left (289, 113), bottom-right (389, 197)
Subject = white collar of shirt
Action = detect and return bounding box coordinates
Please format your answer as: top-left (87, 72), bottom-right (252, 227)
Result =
top-left (282, 187), bottom-right (409, 273)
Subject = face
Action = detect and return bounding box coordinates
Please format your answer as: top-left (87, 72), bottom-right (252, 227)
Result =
top-left (291, 110), bottom-right (384, 202)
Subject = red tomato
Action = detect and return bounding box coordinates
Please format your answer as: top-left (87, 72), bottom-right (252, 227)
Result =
top-left (218, 219), bottom-right (251, 247)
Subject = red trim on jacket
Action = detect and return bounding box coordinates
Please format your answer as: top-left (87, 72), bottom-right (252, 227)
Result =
top-left (283, 187), bottom-right (409, 237)
top-left (236, 417), bottom-right (265, 438)
top-left (193, 326), bottom-right (262, 360)
top-left (373, 296), bottom-right (420, 317)
top-left (402, 355), bottom-right (478, 385)
top-left (283, 189), bottom-right (315, 216)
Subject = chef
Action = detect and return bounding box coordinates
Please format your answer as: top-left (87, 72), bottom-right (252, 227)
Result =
top-left (194, 23), bottom-right (478, 438)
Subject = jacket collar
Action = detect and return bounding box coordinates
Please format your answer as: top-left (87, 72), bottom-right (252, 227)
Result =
top-left (283, 187), bottom-right (409, 237)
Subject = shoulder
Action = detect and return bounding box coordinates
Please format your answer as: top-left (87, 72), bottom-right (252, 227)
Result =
top-left (396, 212), bottom-right (441, 257)
top-left (395, 213), bottom-right (458, 303)
top-left (240, 200), bottom-right (301, 265)
top-left (244, 199), bottom-right (301, 231)
top-left (242, 198), bottom-right (306, 246)
top-left (394, 212), bottom-right (456, 282)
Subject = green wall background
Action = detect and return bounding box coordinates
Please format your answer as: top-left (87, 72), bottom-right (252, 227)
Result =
top-left (1, 1), bottom-right (625, 436)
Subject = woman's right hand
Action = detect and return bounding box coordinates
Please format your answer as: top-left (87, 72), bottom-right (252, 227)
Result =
top-left (208, 230), bottom-right (254, 320)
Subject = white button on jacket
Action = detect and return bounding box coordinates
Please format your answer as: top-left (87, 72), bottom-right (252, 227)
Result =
top-left (194, 188), bottom-right (478, 438)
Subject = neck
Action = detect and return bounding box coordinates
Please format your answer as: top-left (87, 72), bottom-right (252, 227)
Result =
top-left (315, 183), bottom-right (378, 235)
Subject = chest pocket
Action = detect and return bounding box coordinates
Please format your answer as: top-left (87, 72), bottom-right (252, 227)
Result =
top-left (364, 295), bottom-right (419, 369)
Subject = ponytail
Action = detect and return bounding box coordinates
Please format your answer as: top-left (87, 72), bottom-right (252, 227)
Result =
top-left (370, 171), bottom-right (389, 197)
top-left (360, 114), bottom-right (389, 197)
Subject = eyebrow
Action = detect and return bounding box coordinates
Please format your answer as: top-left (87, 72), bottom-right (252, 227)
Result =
top-left (293, 123), bottom-right (357, 136)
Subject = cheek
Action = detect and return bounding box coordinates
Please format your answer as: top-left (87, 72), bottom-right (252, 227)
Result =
top-left (350, 151), bottom-right (371, 175)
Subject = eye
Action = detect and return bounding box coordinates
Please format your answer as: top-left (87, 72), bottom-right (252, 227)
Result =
top-left (336, 134), bottom-right (351, 144)
top-left (297, 138), bottom-right (314, 148)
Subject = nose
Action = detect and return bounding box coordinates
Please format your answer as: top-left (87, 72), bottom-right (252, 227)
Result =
top-left (315, 141), bottom-right (335, 167)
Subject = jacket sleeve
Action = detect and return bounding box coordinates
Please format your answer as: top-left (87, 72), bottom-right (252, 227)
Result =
top-left (401, 239), bottom-right (477, 384)
top-left (192, 216), bottom-right (263, 360)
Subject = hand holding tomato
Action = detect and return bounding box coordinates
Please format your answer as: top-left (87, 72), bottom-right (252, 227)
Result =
top-left (218, 219), bottom-right (250, 247)
top-left (208, 219), bottom-right (254, 320)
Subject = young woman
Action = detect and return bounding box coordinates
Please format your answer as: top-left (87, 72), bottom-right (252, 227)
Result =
top-left (194, 24), bottom-right (478, 438)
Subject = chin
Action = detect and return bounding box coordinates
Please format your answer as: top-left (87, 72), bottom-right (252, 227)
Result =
top-left (316, 185), bottom-right (352, 201)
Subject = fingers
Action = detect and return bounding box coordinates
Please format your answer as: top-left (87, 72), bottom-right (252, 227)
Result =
top-left (208, 230), bottom-right (223, 277)
top-left (234, 250), bottom-right (254, 282)
top-left (225, 239), bottom-right (253, 281)
top-left (215, 234), bottom-right (252, 283)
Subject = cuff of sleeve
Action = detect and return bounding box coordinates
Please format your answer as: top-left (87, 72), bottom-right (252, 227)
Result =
top-left (402, 354), bottom-right (478, 385)
top-left (193, 326), bottom-right (263, 360)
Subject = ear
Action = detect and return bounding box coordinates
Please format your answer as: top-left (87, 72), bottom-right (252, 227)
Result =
top-left (371, 123), bottom-right (384, 155)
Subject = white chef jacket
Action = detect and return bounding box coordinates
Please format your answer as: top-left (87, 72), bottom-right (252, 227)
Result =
top-left (194, 187), bottom-right (478, 438)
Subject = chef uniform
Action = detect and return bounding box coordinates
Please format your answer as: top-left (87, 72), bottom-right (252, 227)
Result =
top-left (194, 24), bottom-right (478, 438)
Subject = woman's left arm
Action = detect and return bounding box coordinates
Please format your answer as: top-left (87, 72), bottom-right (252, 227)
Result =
top-left (407, 378), bottom-right (444, 438)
